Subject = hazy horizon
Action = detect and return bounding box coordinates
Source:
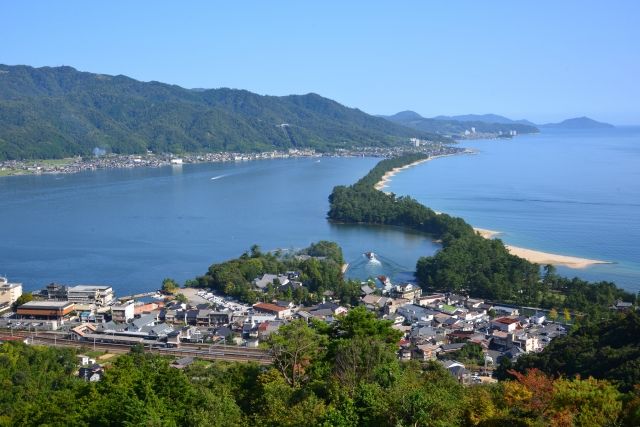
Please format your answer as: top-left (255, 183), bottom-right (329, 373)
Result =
top-left (1, 1), bottom-right (638, 125)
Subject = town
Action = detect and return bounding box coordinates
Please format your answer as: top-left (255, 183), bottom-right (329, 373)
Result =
top-left (0, 141), bottom-right (461, 177)
top-left (5, 268), bottom-right (628, 385)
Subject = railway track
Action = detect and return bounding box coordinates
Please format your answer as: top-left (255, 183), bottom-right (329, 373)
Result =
top-left (3, 331), bottom-right (273, 364)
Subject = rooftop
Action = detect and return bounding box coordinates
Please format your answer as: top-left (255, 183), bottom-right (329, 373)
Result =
top-left (19, 300), bottom-right (74, 309)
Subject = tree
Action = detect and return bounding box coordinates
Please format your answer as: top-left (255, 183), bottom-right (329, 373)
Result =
top-left (563, 308), bottom-right (571, 323)
top-left (161, 278), bottom-right (179, 294)
top-left (12, 292), bottom-right (33, 310)
top-left (266, 319), bottom-right (326, 387)
top-left (175, 293), bottom-right (188, 304)
top-left (549, 308), bottom-right (559, 322)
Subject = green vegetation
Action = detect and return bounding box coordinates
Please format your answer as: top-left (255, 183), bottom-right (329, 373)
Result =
top-left (191, 242), bottom-right (360, 305)
top-left (328, 155), bottom-right (636, 314)
top-left (161, 277), bottom-right (179, 294)
top-left (0, 64), bottom-right (449, 160)
top-left (11, 291), bottom-right (32, 310)
top-left (1, 309), bottom-right (637, 426)
top-left (508, 311), bottom-right (640, 393)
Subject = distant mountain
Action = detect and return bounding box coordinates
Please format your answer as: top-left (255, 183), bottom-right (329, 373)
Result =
top-left (382, 111), bottom-right (539, 137)
top-left (541, 116), bottom-right (614, 129)
top-left (0, 65), bottom-right (445, 160)
top-left (433, 113), bottom-right (537, 127)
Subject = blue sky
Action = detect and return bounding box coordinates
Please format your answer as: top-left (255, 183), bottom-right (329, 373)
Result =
top-left (1, 1), bottom-right (638, 124)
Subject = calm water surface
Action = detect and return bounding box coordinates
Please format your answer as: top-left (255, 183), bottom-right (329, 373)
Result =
top-left (3, 127), bottom-right (638, 295)
top-left (389, 127), bottom-right (640, 293)
top-left (0, 157), bottom-right (438, 294)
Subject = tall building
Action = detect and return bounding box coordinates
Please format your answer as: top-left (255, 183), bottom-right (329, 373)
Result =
top-left (0, 277), bottom-right (23, 307)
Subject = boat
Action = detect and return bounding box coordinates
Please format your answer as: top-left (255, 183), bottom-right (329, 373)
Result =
top-left (364, 251), bottom-right (376, 260)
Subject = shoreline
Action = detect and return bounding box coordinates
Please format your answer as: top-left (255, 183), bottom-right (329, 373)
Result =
top-left (376, 156), bottom-right (613, 269)
top-left (374, 153), bottom-right (461, 193)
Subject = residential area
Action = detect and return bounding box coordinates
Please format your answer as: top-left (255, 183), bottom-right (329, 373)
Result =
top-left (2, 271), bottom-right (616, 386)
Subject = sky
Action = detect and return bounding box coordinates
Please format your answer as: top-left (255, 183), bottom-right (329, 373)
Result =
top-left (1, 1), bottom-right (638, 124)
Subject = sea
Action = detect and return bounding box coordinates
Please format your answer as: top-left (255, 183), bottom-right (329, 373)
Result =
top-left (388, 127), bottom-right (640, 294)
top-left (1, 126), bottom-right (638, 296)
top-left (0, 157), bottom-right (437, 294)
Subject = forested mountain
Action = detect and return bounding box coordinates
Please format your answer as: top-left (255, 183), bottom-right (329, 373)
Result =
top-left (382, 110), bottom-right (539, 136)
top-left (541, 116), bottom-right (615, 129)
top-left (0, 64), bottom-right (445, 160)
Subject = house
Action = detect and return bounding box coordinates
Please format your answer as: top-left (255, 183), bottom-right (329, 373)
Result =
top-left (439, 360), bottom-right (466, 379)
top-left (128, 313), bottom-right (158, 332)
top-left (360, 284), bottom-right (375, 296)
top-left (397, 304), bottom-right (437, 322)
top-left (493, 306), bottom-right (519, 316)
top-left (612, 300), bottom-right (634, 311)
top-left (253, 302), bottom-right (291, 319)
top-left (390, 283), bottom-right (422, 301)
top-left (491, 317), bottom-right (520, 333)
top-left (529, 313), bottom-right (546, 325)
top-left (253, 274), bottom-right (290, 291)
top-left (415, 343), bottom-right (440, 361)
top-left (417, 293), bottom-right (446, 307)
top-left (111, 302), bottom-right (135, 322)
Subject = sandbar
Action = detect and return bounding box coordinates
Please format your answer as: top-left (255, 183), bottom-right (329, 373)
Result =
top-left (374, 154), bottom-right (457, 193)
top-left (471, 227), bottom-right (611, 268)
top-left (373, 154), bottom-right (612, 269)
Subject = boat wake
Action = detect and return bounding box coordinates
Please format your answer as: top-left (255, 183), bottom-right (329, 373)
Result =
top-left (210, 175), bottom-right (226, 181)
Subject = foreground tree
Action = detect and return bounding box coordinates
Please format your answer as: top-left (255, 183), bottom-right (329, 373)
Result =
top-left (266, 319), bottom-right (326, 387)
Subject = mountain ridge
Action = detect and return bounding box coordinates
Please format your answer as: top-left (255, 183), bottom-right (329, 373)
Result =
top-left (381, 110), bottom-right (539, 137)
top-left (0, 64), bottom-right (445, 160)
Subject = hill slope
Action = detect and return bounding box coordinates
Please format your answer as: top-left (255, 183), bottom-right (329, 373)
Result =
top-left (383, 110), bottom-right (539, 137)
top-left (0, 65), bottom-right (444, 160)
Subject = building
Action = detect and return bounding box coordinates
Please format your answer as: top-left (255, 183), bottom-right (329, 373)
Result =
top-left (0, 277), bottom-right (22, 307)
top-left (253, 302), bottom-right (291, 319)
top-left (491, 317), bottom-right (521, 333)
top-left (253, 274), bottom-right (290, 291)
top-left (46, 283), bottom-right (69, 300)
top-left (17, 300), bottom-right (75, 320)
top-left (67, 285), bottom-right (114, 306)
top-left (111, 302), bottom-right (135, 322)
top-left (390, 283), bottom-right (422, 301)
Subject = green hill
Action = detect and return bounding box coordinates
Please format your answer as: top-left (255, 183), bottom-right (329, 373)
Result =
top-left (0, 65), bottom-right (445, 160)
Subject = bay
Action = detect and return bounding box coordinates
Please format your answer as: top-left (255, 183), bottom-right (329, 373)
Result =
top-left (388, 127), bottom-right (640, 293)
top-left (0, 157), bottom-right (439, 295)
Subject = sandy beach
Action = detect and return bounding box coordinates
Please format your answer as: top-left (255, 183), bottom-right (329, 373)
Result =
top-left (373, 157), bottom-right (612, 269)
top-left (472, 227), bottom-right (610, 268)
top-left (374, 155), bottom-right (457, 193)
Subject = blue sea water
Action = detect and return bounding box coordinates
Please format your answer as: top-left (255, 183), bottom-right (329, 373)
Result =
top-left (0, 157), bottom-right (437, 294)
top-left (388, 127), bottom-right (640, 293)
top-left (2, 127), bottom-right (638, 296)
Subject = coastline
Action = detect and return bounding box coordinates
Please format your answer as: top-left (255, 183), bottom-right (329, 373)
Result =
top-left (374, 153), bottom-right (460, 193)
top-left (376, 156), bottom-right (612, 269)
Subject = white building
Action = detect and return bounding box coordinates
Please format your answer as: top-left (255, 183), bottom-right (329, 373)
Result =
top-left (0, 277), bottom-right (23, 307)
top-left (111, 301), bottom-right (135, 322)
top-left (67, 285), bottom-right (114, 307)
